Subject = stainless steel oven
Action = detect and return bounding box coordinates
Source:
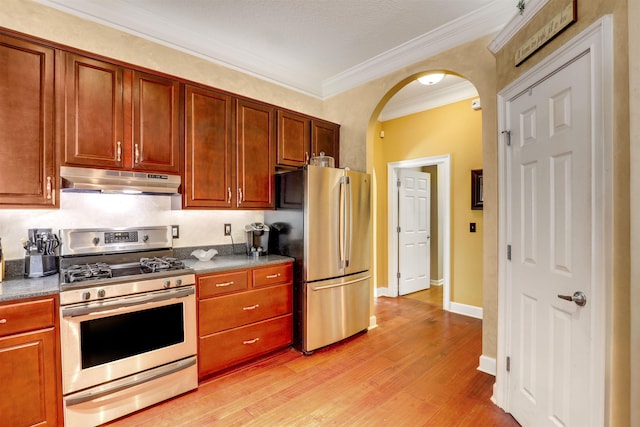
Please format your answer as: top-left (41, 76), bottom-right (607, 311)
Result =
top-left (58, 226), bottom-right (197, 427)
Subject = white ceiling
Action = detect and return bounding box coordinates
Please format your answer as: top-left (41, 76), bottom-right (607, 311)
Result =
top-left (37, 0), bottom-right (516, 116)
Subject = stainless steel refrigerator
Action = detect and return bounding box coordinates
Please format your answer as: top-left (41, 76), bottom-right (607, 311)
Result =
top-left (265, 165), bottom-right (371, 354)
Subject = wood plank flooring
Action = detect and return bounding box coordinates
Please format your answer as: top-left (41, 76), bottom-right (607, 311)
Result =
top-left (403, 285), bottom-right (443, 306)
top-left (105, 297), bottom-right (519, 426)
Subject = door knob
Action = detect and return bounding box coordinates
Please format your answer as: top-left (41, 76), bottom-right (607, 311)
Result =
top-left (557, 291), bottom-right (587, 306)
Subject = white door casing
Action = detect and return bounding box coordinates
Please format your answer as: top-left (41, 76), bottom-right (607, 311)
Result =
top-left (386, 155), bottom-right (451, 311)
top-left (496, 16), bottom-right (612, 427)
top-left (397, 168), bottom-right (431, 295)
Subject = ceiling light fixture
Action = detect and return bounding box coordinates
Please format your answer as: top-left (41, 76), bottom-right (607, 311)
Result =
top-left (418, 73), bottom-right (445, 85)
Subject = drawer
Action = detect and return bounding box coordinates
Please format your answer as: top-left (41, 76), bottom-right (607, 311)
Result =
top-left (252, 263), bottom-right (292, 288)
top-left (199, 283), bottom-right (292, 335)
top-left (0, 298), bottom-right (55, 338)
top-left (199, 314), bottom-right (293, 378)
top-left (199, 270), bottom-right (249, 298)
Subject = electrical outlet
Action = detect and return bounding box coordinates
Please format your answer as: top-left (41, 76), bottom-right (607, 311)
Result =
top-left (171, 225), bottom-right (180, 238)
top-left (224, 223), bottom-right (231, 236)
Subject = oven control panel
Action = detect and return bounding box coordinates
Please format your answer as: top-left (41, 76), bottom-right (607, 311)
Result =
top-left (105, 231), bottom-right (138, 244)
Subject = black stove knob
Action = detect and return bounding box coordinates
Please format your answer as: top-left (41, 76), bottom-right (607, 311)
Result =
top-left (92, 237), bottom-right (100, 246)
top-left (163, 280), bottom-right (171, 288)
top-left (82, 291), bottom-right (91, 301)
top-left (97, 289), bottom-right (106, 298)
top-left (175, 278), bottom-right (182, 286)
top-left (143, 234), bottom-right (149, 242)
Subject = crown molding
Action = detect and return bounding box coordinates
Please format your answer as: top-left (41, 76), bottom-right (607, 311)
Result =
top-left (378, 81), bottom-right (479, 121)
top-left (488, 0), bottom-right (550, 53)
top-left (321, 0), bottom-right (516, 98)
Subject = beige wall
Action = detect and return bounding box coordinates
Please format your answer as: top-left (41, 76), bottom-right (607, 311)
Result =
top-left (493, 0), bottom-right (630, 424)
top-left (375, 99), bottom-right (483, 307)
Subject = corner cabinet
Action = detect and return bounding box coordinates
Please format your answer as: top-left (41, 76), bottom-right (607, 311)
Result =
top-left (183, 89), bottom-right (275, 209)
top-left (61, 53), bottom-right (180, 174)
top-left (0, 33), bottom-right (57, 207)
top-left (0, 296), bottom-right (61, 426)
top-left (197, 262), bottom-right (293, 379)
top-left (276, 112), bottom-right (340, 169)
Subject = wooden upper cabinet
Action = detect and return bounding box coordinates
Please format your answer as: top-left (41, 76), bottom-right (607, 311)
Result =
top-left (311, 119), bottom-right (340, 167)
top-left (184, 85), bottom-right (234, 208)
top-left (63, 53), bottom-right (124, 168)
top-left (277, 110), bottom-right (310, 168)
top-left (62, 53), bottom-right (180, 174)
top-left (132, 71), bottom-right (180, 173)
top-left (0, 34), bottom-right (57, 207)
top-left (236, 99), bottom-right (275, 209)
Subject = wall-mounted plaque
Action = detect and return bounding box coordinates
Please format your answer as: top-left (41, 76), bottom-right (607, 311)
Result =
top-left (515, 0), bottom-right (577, 66)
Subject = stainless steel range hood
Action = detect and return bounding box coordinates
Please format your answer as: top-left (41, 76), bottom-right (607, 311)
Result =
top-left (60, 166), bottom-right (181, 195)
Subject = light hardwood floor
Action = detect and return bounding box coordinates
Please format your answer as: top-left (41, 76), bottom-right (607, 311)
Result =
top-left (105, 296), bottom-right (519, 426)
top-left (403, 285), bottom-right (443, 306)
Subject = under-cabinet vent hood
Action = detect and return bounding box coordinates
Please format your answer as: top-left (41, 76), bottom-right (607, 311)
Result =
top-left (60, 166), bottom-right (181, 195)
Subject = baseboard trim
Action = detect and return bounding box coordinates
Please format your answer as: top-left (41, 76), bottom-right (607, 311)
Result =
top-left (430, 279), bottom-right (444, 286)
top-left (368, 315), bottom-right (378, 330)
top-left (478, 355), bottom-right (497, 376)
top-left (449, 302), bottom-right (483, 319)
top-left (375, 286), bottom-right (391, 297)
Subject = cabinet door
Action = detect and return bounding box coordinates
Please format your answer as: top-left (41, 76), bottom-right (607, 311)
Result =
top-left (311, 119), bottom-right (340, 167)
top-left (184, 85), bottom-right (234, 208)
top-left (63, 53), bottom-right (124, 168)
top-left (133, 72), bottom-right (180, 173)
top-left (0, 34), bottom-right (56, 207)
top-left (236, 99), bottom-right (275, 208)
top-left (276, 110), bottom-right (310, 168)
top-left (0, 328), bottom-right (59, 426)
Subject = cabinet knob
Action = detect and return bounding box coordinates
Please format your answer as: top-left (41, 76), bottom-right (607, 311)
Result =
top-left (227, 187), bottom-right (232, 204)
top-left (238, 188), bottom-right (243, 205)
top-left (0, 318), bottom-right (7, 324)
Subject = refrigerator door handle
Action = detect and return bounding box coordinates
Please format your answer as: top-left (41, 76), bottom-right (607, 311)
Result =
top-left (339, 176), bottom-right (347, 268)
top-left (345, 176), bottom-right (352, 268)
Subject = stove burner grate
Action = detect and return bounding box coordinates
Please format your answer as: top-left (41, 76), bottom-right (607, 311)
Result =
top-left (65, 262), bottom-right (113, 283)
top-left (140, 257), bottom-right (185, 273)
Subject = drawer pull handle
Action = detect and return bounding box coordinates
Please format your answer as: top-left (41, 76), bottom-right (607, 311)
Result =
top-left (215, 281), bottom-right (234, 287)
top-left (0, 319), bottom-right (7, 324)
top-left (243, 338), bottom-right (260, 345)
top-left (242, 304), bottom-right (260, 311)
top-left (266, 273), bottom-right (281, 279)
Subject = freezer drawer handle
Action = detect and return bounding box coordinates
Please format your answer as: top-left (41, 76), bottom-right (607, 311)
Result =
top-left (242, 304), bottom-right (260, 310)
top-left (311, 275), bottom-right (371, 291)
top-left (243, 337), bottom-right (260, 345)
top-left (266, 273), bottom-right (281, 279)
top-left (216, 281), bottom-right (234, 287)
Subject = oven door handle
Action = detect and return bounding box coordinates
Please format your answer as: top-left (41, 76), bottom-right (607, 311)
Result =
top-left (62, 287), bottom-right (194, 318)
top-left (64, 356), bottom-right (197, 406)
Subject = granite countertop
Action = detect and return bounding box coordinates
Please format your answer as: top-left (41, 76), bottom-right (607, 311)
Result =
top-left (0, 254), bottom-right (294, 304)
top-left (183, 254), bottom-right (294, 275)
top-left (0, 274), bottom-right (60, 303)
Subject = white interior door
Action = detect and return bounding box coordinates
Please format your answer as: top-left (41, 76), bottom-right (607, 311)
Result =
top-left (398, 168), bottom-right (430, 295)
top-left (506, 51), bottom-right (594, 426)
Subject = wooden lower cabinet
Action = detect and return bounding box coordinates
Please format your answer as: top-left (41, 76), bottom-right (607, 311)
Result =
top-left (197, 262), bottom-right (293, 380)
top-left (199, 314), bottom-right (293, 378)
top-left (0, 297), bottom-right (60, 426)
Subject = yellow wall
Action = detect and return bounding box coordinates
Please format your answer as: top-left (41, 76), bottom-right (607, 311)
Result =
top-left (375, 98), bottom-right (483, 307)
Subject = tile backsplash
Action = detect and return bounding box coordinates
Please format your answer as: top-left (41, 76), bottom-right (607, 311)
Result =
top-left (0, 192), bottom-right (263, 260)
